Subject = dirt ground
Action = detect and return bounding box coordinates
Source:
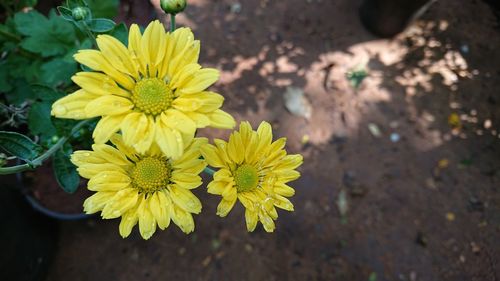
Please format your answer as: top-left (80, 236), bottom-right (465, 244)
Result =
top-left (45, 0), bottom-right (500, 280)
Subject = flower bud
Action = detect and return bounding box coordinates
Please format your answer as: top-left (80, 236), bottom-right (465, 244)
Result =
top-left (160, 0), bottom-right (187, 14)
top-left (72, 7), bottom-right (89, 21)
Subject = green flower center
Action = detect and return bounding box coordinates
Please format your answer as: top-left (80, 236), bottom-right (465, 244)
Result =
top-left (132, 78), bottom-right (174, 116)
top-left (234, 164), bottom-right (259, 193)
top-left (131, 157), bottom-right (170, 193)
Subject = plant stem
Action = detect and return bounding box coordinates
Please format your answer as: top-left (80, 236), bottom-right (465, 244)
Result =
top-left (0, 27), bottom-right (20, 42)
top-left (203, 167), bottom-right (215, 176)
top-left (170, 14), bottom-right (176, 32)
top-left (0, 120), bottom-right (91, 175)
top-left (81, 22), bottom-right (98, 47)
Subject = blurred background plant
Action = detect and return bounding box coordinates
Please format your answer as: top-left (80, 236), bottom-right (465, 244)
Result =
top-left (0, 0), bottom-right (122, 193)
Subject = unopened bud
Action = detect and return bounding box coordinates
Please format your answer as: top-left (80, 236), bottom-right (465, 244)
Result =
top-left (72, 7), bottom-right (89, 21)
top-left (160, 0), bottom-right (187, 14)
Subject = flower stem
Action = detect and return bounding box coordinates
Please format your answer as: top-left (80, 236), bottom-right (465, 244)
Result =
top-left (203, 167), bottom-right (215, 176)
top-left (170, 14), bottom-right (176, 32)
top-left (81, 22), bottom-right (98, 47)
top-left (0, 120), bottom-right (91, 175)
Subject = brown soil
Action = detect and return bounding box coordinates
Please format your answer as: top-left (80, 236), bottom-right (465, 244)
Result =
top-left (46, 0), bottom-right (500, 280)
top-left (24, 163), bottom-right (92, 215)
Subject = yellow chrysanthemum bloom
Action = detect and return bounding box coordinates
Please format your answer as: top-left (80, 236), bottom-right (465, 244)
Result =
top-left (71, 135), bottom-right (207, 240)
top-left (200, 121), bottom-right (303, 232)
top-left (52, 20), bottom-right (235, 159)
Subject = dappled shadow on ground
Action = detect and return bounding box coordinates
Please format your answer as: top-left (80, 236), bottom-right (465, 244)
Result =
top-left (47, 0), bottom-right (500, 280)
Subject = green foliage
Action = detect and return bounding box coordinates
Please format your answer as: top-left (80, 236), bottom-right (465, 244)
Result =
top-left (14, 10), bottom-right (77, 57)
top-left (53, 147), bottom-right (80, 193)
top-left (86, 0), bottom-right (120, 19)
top-left (88, 18), bottom-right (116, 33)
top-left (0, 0), bottom-right (119, 192)
top-left (0, 131), bottom-right (42, 161)
top-left (28, 101), bottom-right (57, 139)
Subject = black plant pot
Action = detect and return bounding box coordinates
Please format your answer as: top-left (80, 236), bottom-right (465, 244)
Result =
top-left (359, 0), bottom-right (433, 37)
top-left (0, 176), bottom-right (57, 281)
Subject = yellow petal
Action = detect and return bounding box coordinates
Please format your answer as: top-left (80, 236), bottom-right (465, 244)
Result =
top-left (72, 72), bottom-right (130, 97)
top-left (119, 202), bottom-right (139, 238)
top-left (161, 109), bottom-right (196, 139)
top-left (177, 68), bottom-right (219, 95)
top-left (207, 180), bottom-right (226, 195)
top-left (168, 185), bottom-right (202, 214)
top-left (51, 90), bottom-right (97, 119)
top-left (276, 170), bottom-right (301, 183)
top-left (208, 110), bottom-right (236, 129)
top-left (170, 172), bottom-right (202, 189)
top-left (91, 143), bottom-right (131, 166)
top-left (216, 197), bottom-right (236, 217)
top-left (93, 115), bottom-right (126, 144)
top-left (141, 20), bottom-right (167, 74)
top-left (121, 112), bottom-right (154, 154)
top-left (227, 132), bottom-right (244, 164)
top-left (256, 121), bottom-right (273, 152)
top-left (83, 191), bottom-right (115, 214)
top-left (128, 24), bottom-right (147, 76)
top-left (101, 188), bottom-right (139, 219)
top-left (96, 35), bottom-right (138, 78)
top-left (71, 150), bottom-right (106, 166)
top-left (169, 204), bottom-right (195, 233)
top-left (87, 170), bottom-right (131, 191)
top-left (138, 195), bottom-right (157, 240)
top-left (274, 183), bottom-right (296, 197)
top-left (149, 191), bottom-right (171, 230)
top-left (84, 95), bottom-right (133, 117)
top-left (274, 154), bottom-right (303, 172)
top-left (213, 168), bottom-right (233, 182)
top-left (74, 50), bottom-right (135, 90)
top-left (239, 121), bottom-right (253, 146)
top-left (154, 120), bottom-right (183, 159)
top-left (184, 111), bottom-right (211, 127)
top-left (169, 63), bottom-right (201, 91)
top-left (109, 134), bottom-right (139, 162)
top-left (245, 209), bottom-right (258, 232)
top-left (77, 163), bottom-right (126, 179)
top-left (273, 194), bottom-right (294, 211)
top-left (200, 144), bottom-right (225, 168)
top-left (258, 210), bottom-right (275, 232)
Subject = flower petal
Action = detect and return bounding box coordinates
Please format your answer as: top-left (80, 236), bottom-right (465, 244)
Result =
top-left (92, 114), bottom-right (126, 144)
top-left (101, 188), bottom-right (139, 219)
top-left (85, 95), bottom-right (133, 117)
top-left (149, 191), bottom-right (171, 230)
top-left (138, 195), bottom-right (157, 240)
top-left (168, 185), bottom-right (202, 214)
top-left (216, 197), bottom-right (237, 217)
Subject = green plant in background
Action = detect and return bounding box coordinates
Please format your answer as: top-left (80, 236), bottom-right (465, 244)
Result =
top-left (0, 0), bottom-right (121, 192)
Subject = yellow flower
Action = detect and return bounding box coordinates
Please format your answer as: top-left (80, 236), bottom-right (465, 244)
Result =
top-left (200, 121), bottom-right (303, 232)
top-left (52, 21), bottom-right (235, 159)
top-left (71, 135), bottom-right (207, 240)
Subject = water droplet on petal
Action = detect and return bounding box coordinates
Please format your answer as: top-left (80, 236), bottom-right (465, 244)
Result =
top-left (53, 105), bottom-right (67, 115)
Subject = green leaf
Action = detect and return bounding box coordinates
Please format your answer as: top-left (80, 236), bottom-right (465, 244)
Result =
top-left (109, 23), bottom-right (128, 45)
top-left (53, 148), bottom-right (80, 193)
top-left (57, 6), bottom-right (75, 21)
top-left (6, 79), bottom-right (35, 105)
top-left (28, 102), bottom-right (57, 139)
top-left (0, 62), bottom-right (12, 92)
top-left (14, 10), bottom-right (76, 57)
top-left (88, 18), bottom-right (115, 33)
top-left (31, 84), bottom-right (64, 102)
top-left (0, 131), bottom-right (41, 161)
top-left (86, 0), bottom-right (119, 19)
top-left (40, 58), bottom-right (77, 87)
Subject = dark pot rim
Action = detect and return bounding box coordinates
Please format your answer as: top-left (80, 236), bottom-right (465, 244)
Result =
top-left (15, 172), bottom-right (93, 221)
